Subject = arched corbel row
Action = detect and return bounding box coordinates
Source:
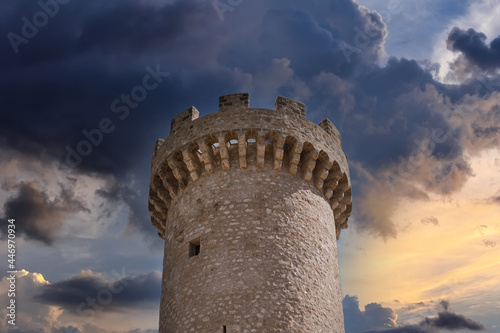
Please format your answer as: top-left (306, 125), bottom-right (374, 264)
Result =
top-left (149, 130), bottom-right (352, 239)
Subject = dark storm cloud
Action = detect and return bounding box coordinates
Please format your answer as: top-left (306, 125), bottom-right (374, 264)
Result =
top-left (337, 58), bottom-right (498, 237)
top-left (0, 0), bottom-right (229, 246)
top-left (447, 27), bottom-right (500, 71)
top-left (336, 57), bottom-right (452, 170)
top-left (0, 181), bottom-right (89, 244)
top-left (344, 297), bottom-right (485, 333)
top-left (424, 310), bottom-right (485, 330)
top-left (248, 1), bottom-right (387, 78)
top-left (0, 0), bottom-right (218, 177)
top-left (0, 0), bottom-right (392, 243)
top-left (34, 270), bottom-right (161, 313)
top-left (2, 0), bottom-right (500, 242)
top-left (1, 0), bottom-right (216, 65)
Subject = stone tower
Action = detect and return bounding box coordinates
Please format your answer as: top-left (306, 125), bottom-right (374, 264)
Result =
top-left (148, 93), bottom-right (352, 333)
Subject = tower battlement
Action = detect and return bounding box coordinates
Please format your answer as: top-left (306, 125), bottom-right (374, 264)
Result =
top-left (149, 94), bottom-right (351, 240)
top-left (219, 92), bottom-right (249, 112)
top-left (149, 94), bottom-right (352, 332)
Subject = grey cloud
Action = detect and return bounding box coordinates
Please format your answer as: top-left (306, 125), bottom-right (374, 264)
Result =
top-left (488, 196), bottom-right (500, 204)
top-left (361, 328), bottom-right (426, 333)
top-left (345, 297), bottom-right (485, 333)
top-left (482, 239), bottom-right (496, 248)
top-left (0, 181), bottom-right (89, 245)
top-left (401, 301), bottom-right (427, 311)
top-left (343, 295), bottom-right (398, 332)
top-left (421, 217), bottom-right (439, 226)
top-left (343, 74), bottom-right (499, 238)
top-left (447, 27), bottom-right (500, 71)
top-left (95, 180), bottom-right (163, 251)
top-left (52, 327), bottom-right (81, 333)
top-left (81, 323), bottom-right (109, 333)
top-left (422, 310), bottom-right (485, 331)
top-left (34, 271), bottom-right (161, 314)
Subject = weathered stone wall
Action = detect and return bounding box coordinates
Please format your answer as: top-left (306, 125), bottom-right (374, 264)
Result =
top-left (149, 94), bottom-right (352, 333)
top-left (160, 166), bottom-right (344, 332)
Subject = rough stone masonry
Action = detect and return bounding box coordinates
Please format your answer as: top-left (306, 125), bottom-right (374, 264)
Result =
top-left (148, 93), bottom-right (352, 333)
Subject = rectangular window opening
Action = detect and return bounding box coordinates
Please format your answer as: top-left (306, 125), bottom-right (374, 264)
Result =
top-left (189, 238), bottom-right (201, 258)
top-left (223, 326), bottom-right (227, 333)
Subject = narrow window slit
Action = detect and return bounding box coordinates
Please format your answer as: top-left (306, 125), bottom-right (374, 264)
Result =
top-left (189, 237), bottom-right (201, 258)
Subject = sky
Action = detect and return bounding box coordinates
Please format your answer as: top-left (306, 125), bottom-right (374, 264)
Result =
top-left (0, 0), bottom-right (499, 332)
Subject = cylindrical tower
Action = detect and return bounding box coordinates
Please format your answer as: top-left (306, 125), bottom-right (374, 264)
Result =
top-left (148, 94), bottom-right (352, 333)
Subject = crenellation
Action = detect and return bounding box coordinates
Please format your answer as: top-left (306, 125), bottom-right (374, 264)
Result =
top-left (153, 139), bottom-right (164, 158)
top-left (318, 118), bottom-right (342, 145)
top-left (219, 93), bottom-right (249, 112)
top-left (274, 96), bottom-right (306, 118)
top-left (149, 94), bottom-right (352, 333)
top-left (170, 106), bottom-right (199, 135)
